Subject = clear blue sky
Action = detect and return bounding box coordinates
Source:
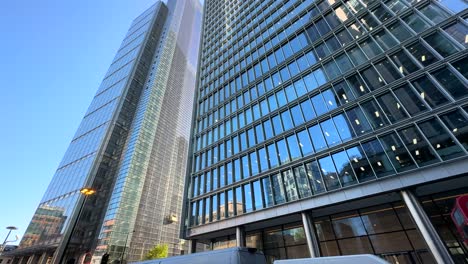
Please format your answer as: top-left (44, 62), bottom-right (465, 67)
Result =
top-left (0, 0), bottom-right (160, 244)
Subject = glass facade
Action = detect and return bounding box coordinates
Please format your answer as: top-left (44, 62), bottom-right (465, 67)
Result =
top-left (17, 1), bottom-right (203, 264)
top-left (185, 0), bottom-right (468, 262)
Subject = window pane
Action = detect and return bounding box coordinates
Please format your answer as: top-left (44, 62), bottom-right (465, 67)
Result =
top-left (452, 57), bottom-right (468, 79)
top-left (281, 110), bottom-right (294, 131)
top-left (278, 139), bottom-right (291, 165)
top-left (301, 100), bottom-right (316, 121)
top-left (391, 50), bottom-right (420, 75)
top-left (419, 3), bottom-right (450, 24)
top-left (345, 106), bottom-right (373, 135)
top-left (347, 74), bottom-right (369, 96)
top-left (361, 66), bottom-right (385, 90)
top-left (294, 165), bottom-right (312, 198)
top-left (374, 29), bottom-right (398, 51)
top-left (262, 177), bottom-right (274, 207)
top-left (406, 41), bottom-right (438, 67)
top-left (393, 84), bottom-right (427, 116)
top-left (287, 134), bottom-right (302, 161)
top-left (374, 59), bottom-right (401, 84)
top-left (306, 161), bottom-right (326, 194)
top-left (346, 145), bottom-right (376, 182)
top-left (312, 94), bottom-right (329, 116)
top-left (387, 21), bottom-right (413, 42)
top-left (379, 133), bottom-right (416, 172)
top-left (411, 76), bottom-right (449, 108)
top-left (432, 67), bottom-right (468, 100)
top-left (291, 105), bottom-right (305, 126)
top-left (439, 110), bottom-right (468, 151)
top-left (267, 143), bottom-right (279, 168)
top-left (321, 119), bottom-right (342, 147)
top-left (333, 80), bottom-right (356, 105)
top-left (418, 118), bottom-right (464, 160)
top-left (361, 139), bottom-right (395, 177)
top-left (402, 12), bottom-right (430, 33)
top-left (376, 92), bottom-right (408, 123)
top-left (444, 22), bottom-right (468, 48)
top-left (309, 125), bottom-right (328, 151)
top-left (332, 211), bottom-right (367, 238)
top-left (360, 99), bottom-right (389, 129)
top-left (423, 32), bottom-right (459, 57)
top-left (297, 129), bottom-right (314, 156)
top-left (272, 115), bottom-right (284, 135)
top-left (244, 184), bottom-right (253, 213)
top-left (272, 173), bottom-right (286, 204)
top-left (283, 170), bottom-right (299, 201)
top-left (318, 155), bottom-right (341, 190)
top-left (331, 150), bottom-right (358, 187)
top-left (253, 180), bottom-right (264, 210)
top-left (322, 89), bottom-right (340, 111)
top-left (347, 46), bottom-right (367, 66)
top-left (359, 38), bottom-right (382, 59)
top-left (398, 126), bottom-right (439, 166)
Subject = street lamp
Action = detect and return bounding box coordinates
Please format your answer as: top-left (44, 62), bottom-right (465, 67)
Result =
top-left (57, 187), bottom-right (96, 264)
top-left (1, 226), bottom-right (18, 253)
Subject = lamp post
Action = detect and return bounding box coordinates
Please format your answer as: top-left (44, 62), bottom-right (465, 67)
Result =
top-left (1, 226), bottom-right (18, 253)
top-left (58, 187), bottom-right (96, 264)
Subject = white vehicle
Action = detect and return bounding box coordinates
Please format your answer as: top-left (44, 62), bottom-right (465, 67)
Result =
top-left (274, 255), bottom-right (389, 264)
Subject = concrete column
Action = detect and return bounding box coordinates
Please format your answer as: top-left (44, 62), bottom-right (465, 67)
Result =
top-left (401, 190), bottom-right (454, 264)
top-left (301, 212), bottom-right (320, 258)
top-left (236, 226), bottom-right (246, 247)
top-left (188, 239), bottom-right (197, 254)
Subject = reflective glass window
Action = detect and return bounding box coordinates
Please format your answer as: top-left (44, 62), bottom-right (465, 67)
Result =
top-left (333, 113), bottom-right (356, 141)
top-left (244, 184), bottom-right (253, 213)
top-left (372, 4), bottom-right (392, 22)
top-left (346, 145), bottom-right (375, 182)
top-left (312, 94), bottom-right (329, 116)
top-left (418, 118), bottom-right (464, 160)
top-left (272, 115), bottom-right (284, 135)
top-left (333, 80), bottom-right (356, 105)
top-left (360, 38), bottom-right (382, 59)
top-left (406, 41), bottom-right (438, 67)
top-left (263, 177), bottom-right (274, 207)
top-left (452, 57), bottom-right (468, 79)
top-left (306, 161), bottom-right (326, 194)
top-left (255, 124), bottom-right (265, 143)
top-left (309, 125), bottom-right (328, 151)
top-left (393, 85), bottom-right (428, 115)
top-left (253, 180), bottom-right (264, 210)
top-left (411, 76), bottom-right (449, 107)
top-left (419, 3), bottom-right (450, 24)
top-left (347, 74), bottom-right (369, 96)
top-left (277, 139), bottom-right (291, 165)
top-left (283, 170), bottom-right (299, 202)
top-left (272, 173), bottom-right (286, 204)
top-left (376, 92), bottom-right (408, 123)
top-left (347, 46), bottom-right (368, 66)
top-left (402, 12), bottom-right (430, 33)
top-left (439, 110), bottom-right (468, 150)
top-left (264, 119), bottom-right (274, 139)
top-left (294, 79), bottom-right (308, 98)
top-left (361, 139), bottom-right (395, 177)
top-left (258, 147), bottom-right (269, 172)
top-left (335, 53), bottom-right (354, 74)
top-left (360, 99), bottom-right (389, 129)
top-left (291, 105), bottom-right (305, 126)
top-left (397, 125), bottom-right (439, 166)
top-left (379, 132), bottom-right (416, 172)
top-left (281, 110), bottom-right (294, 131)
top-left (277, 90), bottom-right (288, 108)
top-left (362, 66), bottom-right (385, 91)
top-left (444, 22), bottom-right (468, 48)
top-left (294, 165), bottom-right (312, 198)
top-left (374, 59), bottom-right (401, 84)
top-left (438, 0), bottom-right (468, 13)
top-left (374, 29), bottom-right (398, 51)
top-left (331, 150), bottom-right (358, 187)
top-left (304, 72), bottom-right (320, 92)
top-left (287, 134), bottom-right (302, 161)
top-left (250, 152), bottom-right (259, 176)
top-left (385, 0), bottom-right (408, 13)
top-left (324, 60), bottom-right (341, 80)
top-left (301, 100), bottom-right (316, 121)
top-left (432, 67), bottom-right (467, 99)
top-left (424, 32), bottom-right (459, 57)
top-left (228, 189), bottom-right (235, 217)
top-left (360, 13), bottom-right (379, 31)
top-left (391, 50), bottom-right (420, 75)
top-left (387, 21), bottom-right (413, 42)
top-left (297, 129), bottom-right (315, 157)
top-left (267, 143), bottom-right (279, 168)
top-left (346, 106), bottom-right (373, 135)
top-left (318, 155), bottom-right (341, 190)
top-left (321, 119), bottom-right (342, 147)
top-left (234, 158), bottom-right (242, 181)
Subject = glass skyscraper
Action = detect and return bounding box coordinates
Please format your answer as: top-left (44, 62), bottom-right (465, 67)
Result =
top-left (183, 0), bottom-right (468, 263)
top-left (9, 1), bottom-right (202, 264)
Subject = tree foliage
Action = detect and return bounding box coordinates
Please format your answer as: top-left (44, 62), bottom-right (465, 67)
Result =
top-left (143, 244), bottom-right (169, 260)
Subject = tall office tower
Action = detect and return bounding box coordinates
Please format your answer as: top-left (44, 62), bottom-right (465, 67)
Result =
top-left (11, 1), bottom-right (202, 264)
top-left (183, 0), bottom-right (468, 263)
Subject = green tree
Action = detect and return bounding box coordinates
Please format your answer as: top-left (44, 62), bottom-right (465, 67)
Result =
top-left (143, 244), bottom-right (169, 260)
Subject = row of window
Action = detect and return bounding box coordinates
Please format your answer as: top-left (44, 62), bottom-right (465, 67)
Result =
top-left (199, 0), bottom-right (462, 98)
top-left (190, 108), bottom-right (468, 225)
top-left (194, 55), bottom-right (467, 165)
top-left (198, 1), bottom-right (465, 123)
